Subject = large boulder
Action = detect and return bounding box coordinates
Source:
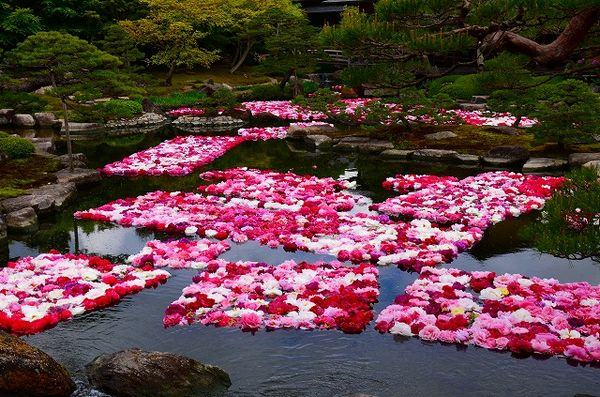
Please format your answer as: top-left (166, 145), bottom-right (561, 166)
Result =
top-left (288, 123), bottom-right (337, 138)
top-left (0, 109), bottom-right (15, 125)
top-left (333, 137), bottom-right (394, 154)
top-left (56, 168), bottom-right (101, 186)
top-left (522, 157), bottom-right (567, 172)
top-left (86, 349), bottom-right (231, 397)
top-left (0, 331), bottom-right (75, 397)
top-left (569, 152), bottom-right (600, 167)
top-left (13, 114), bottom-right (36, 127)
top-left (6, 207), bottom-right (38, 231)
top-left (483, 145), bottom-right (530, 167)
top-left (34, 112), bottom-right (59, 128)
top-left (304, 134), bottom-right (333, 149)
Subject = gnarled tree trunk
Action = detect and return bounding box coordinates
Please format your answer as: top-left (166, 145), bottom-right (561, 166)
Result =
top-left (482, 6), bottom-right (600, 64)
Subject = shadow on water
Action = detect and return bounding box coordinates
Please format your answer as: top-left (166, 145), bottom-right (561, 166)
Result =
top-left (6, 126), bottom-right (600, 397)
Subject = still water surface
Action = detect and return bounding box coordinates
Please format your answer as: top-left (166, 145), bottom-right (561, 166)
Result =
top-left (5, 127), bottom-right (600, 396)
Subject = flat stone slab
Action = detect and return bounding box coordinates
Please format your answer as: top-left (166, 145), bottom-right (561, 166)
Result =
top-left (522, 157), bottom-right (567, 171)
top-left (455, 154), bottom-right (481, 165)
top-left (569, 153), bottom-right (600, 166)
top-left (288, 124), bottom-right (337, 138)
top-left (334, 138), bottom-right (394, 154)
top-left (56, 168), bottom-right (101, 186)
top-left (412, 149), bottom-right (459, 162)
top-left (380, 149), bottom-right (414, 159)
top-left (482, 157), bottom-right (519, 167)
top-left (28, 183), bottom-right (76, 208)
top-left (424, 130), bottom-right (457, 141)
top-left (61, 121), bottom-right (104, 132)
top-left (6, 207), bottom-right (38, 231)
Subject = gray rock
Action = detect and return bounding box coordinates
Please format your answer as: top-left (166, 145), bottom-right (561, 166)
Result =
top-left (583, 160), bottom-right (600, 176)
top-left (455, 154), bottom-right (481, 165)
top-left (569, 153), bottom-right (600, 166)
top-left (106, 113), bottom-right (167, 129)
top-left (334, 138), bottom-right (394, 154)
top-left (56, 168), bottom-right (101, 186)
top-left (13, 114), bottom-right (36, 127)
top-left (30, 137), bottom-right (54, 154)
top-left (0, 331), bottom-right (75, 397)
top-left (28, 183), bottom-right (76, 209)
top-left (2, 194), bottom-right (49, 214)
top-left (0, 109), bottom-right (15, 125)
top-left (522, 157), bottom-right (567, 171)
top-left (173, 115), bottom-right (244, 130)
top-left (412, 149), bottom-right (459, 162)
top-left (424, 130), bottom-right (458, 141)
top-left (61, 121), bottom-right (103, 133)
top-left (484, 145), bottom-right (530, 166)
top-left (304, 134), bottom-right (333, 149)
top-left (471, 95), bottom-right (490, 103)
top-left (86, 349), bottom-right (231, 397)
top-left (458, 102), bottom-right (486, 111)
top-left (33, 85), bottom-right (54, 95)
top-left (1, 183), bottom-right (75, 214)
top-left (380, 149), bottom-right (414, 159)
top-left (58, 153), bottom-right (87, 168)
top-left (288, 123), bottom-right (337, 138)
top-left (6, 207), bottom-right (38, 231)
top-left (34, 112), bottom-right (59, 127)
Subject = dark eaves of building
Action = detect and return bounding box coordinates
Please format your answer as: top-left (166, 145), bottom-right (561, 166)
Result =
top-left (295, 0), bottom-right (375, 25)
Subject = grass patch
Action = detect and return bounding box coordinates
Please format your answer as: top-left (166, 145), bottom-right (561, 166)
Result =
top-left (0, 156), bottom-right (62, 199)
top-left (150, 91), bottom-right (207, 109)
top-left (0, 187), bottom-right (28, 199)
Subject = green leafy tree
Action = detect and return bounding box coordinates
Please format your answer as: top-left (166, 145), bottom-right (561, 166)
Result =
top-left (322, 2), bottom-right (600, 89)
top-left (531, 79), bottom-right (600, 148)
top-left (120, 0), bottom-right (223, 85)
top-left (0, 6), bottom-right (42, 48)
top-left (9, 31), bottom-right (121, 170)
top-left (96, 24), bottom-right (144, 68)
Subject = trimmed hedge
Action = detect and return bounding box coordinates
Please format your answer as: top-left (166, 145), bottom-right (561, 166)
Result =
top-left (0, 134), bottom-right (35, 159)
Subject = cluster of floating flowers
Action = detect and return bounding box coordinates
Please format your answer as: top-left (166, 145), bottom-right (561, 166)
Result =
top-left (382, 174), bottom-right (459, 194)
top-left (75, 189), bottom-right (481, 272)
top-left (198, 167), bottom-right (363, 211)
top-left (164, 260), bottom-right (379, 334)
top-left (373, 172), bottom-right (566, 229)
top-left (452, 110), bottom-right (537, 127)
top-left (375, 266), bottom-right (600, 363)
top-left (0, 252), bottom-right (170, 335)
top-left (237, 126), bottom-right (289, 141)
top-left (128, 239), bottom-right (230, 269)
top-left (241, 100), bottom-right (538, 127)
top-left (101, 135), bottom-right (246, 177)
top-left (167, 107), bottom-right (205, 117)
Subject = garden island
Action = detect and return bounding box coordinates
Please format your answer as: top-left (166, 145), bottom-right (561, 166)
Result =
top-left (0, 1), bottom-right (598, 396)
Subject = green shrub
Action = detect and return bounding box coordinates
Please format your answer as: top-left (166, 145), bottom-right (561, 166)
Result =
top-left (0, 135), bottom-right (35, 159)
top-left (439, 74), bottom-right (480, 100)
top-left (302, 81), bottom-right (319, 95)
top-left (150, 91), bottom-right (207, 109)
top-left (97, 99), bottom-right (143, 120)
top-left (201, 88), bottom-right (240, 109)
top-left (0, 91), bottom-right (48, 113)
top-left (247, 84), bottom-right (292, 100)
top-left (427, 75), bottom-right (461, 96)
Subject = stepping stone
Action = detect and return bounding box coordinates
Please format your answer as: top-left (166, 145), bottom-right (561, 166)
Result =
top-left (424, 130), bottom-right (457, 141)
top-left (523, 157), bottom-right (567, 171)
top-left (380, 149), bottom-right (413, 159)
top-left (455, 154), bottom-right (481, 165)
top-left (569, 152), bottom-right (600, 166)
top-left (56, 168), bottom-right (101, 186)
top-left (412, 149), bottom-right (459, 162)
top-left (304, 135), bottom-right (333, 149)
top-left (6, 207), bottom-right (38, 231)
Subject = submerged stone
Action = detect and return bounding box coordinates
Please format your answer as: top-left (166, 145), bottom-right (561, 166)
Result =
top-left (86, 349), bottom-right (231, 397)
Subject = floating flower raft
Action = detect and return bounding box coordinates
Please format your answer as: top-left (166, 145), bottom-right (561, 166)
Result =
top-left (101, 135), bottom-right (246, 177)
top-left (382, 174), bottom-right (460, 194)
top-left (0, 252), bottom-right (170, 335)
top-left (374, 171), bottom-right (566, 229)
top-left (164, 260), bottom-right (379, 334)
top-left (375, 267), bottom-right (600, 363)
top-left (198, 167), bottom-right (363, 211)
top-left (128, 239), bottom-right (230, 269)
top-left (75, 191), bottom-right (481, 272)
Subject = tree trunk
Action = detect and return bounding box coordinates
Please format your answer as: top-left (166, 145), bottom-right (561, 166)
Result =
top-left (230, 40), bottom-right (253, 74)
top-left (513, 115), bottom-right (522, 128)
top-left (165, 63), bottom-right (176, 86)
top-left (482, 6), bottom-right (600, 64)
top-left (61, 100), bottom-right (74, 172)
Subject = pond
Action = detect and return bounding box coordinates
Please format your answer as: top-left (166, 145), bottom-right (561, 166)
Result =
top-left (4, 125), bottom-right (600, 396)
